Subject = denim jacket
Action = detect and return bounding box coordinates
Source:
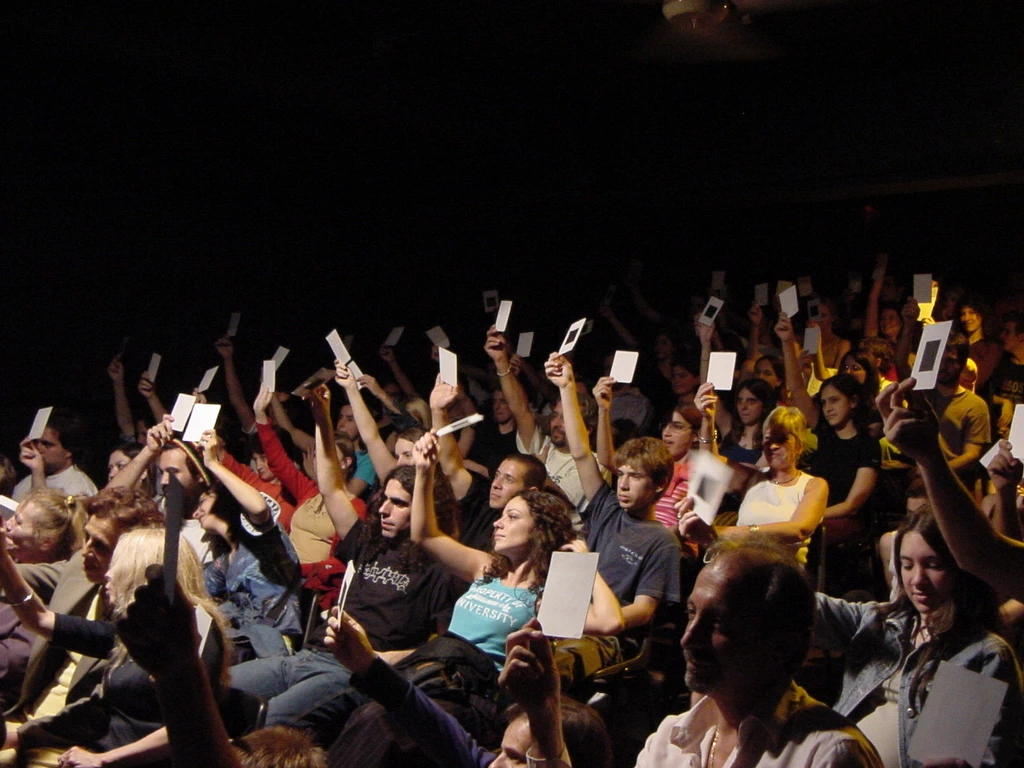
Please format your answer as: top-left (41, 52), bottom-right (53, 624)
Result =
top-left (814, 594), bottom-right (1022, 768)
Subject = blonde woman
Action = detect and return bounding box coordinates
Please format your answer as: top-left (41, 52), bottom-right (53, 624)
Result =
top-left (0, 526), bottom-right (228, 768)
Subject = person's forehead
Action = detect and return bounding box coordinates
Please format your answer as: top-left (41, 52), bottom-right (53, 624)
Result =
top-left (617, 463), bottom-right (647, 476)
top-left (40, 427), bottom-right (62, 445)
top-left (85, 516), bottom-right (118, 545)
top-left (158, 448), bottom-right (189, 469)
top-left (504, 496), bottom-right (530, 515)
top-left (340, 405), bottom-right (354, 416)
top-left (384, 479), bottom-right (411, 502)
top-left (496, 460), bottom-right (526, 482)
top-left (395, 438), bottom-right (414, 451)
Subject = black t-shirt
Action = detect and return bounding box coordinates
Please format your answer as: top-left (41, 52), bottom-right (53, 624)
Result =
top-left (466, 417), bottom-right (521, 477)
top-left (582, 483), bottom-right (682, 608)
top-left (308, 521), bottom-right (458, 653)
top-left (807, 426), bottom-right (881, 507)
top-left (458, 471), bottom-right (502, 553)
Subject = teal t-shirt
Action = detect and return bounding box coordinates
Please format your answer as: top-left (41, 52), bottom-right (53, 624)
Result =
top-left (447, 579), bottom-right (536, 669)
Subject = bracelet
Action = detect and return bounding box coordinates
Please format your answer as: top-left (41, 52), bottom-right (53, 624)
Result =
top-left (497, 368), bottom-right (512, 378)
top-left (698, 436), bottom-right (714, 444)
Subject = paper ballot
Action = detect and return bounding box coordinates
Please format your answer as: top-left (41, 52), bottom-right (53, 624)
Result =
top-left (536, 552), bottom-right (600, 639)
top-left (610, 351), bottom-right (639, 384)
top-left (688, 451), bottom-right (734, 525)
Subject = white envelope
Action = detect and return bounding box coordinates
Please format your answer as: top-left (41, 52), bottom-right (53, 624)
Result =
top-left (698, 297), bottom-right (724, 327)
top-left (908, 662), bottom-right (1008, 768)
top-left (496, 301), bottom-right (513, 333)
top-left (182, 403), bottom-right (221, 442)
top-left (196, 366), bottom-right (219, 393)
top-left (610, 351), bottom-right (639, 384)
top-left (707, 352), bottom-right (737, 391)
top-left (559, 318), bottom-right (587, 355)
top-left (272, 346), bottom-right (290, 368)
top-left (227, 312), bottom-right (241, 337)
top-left (688, 451), bottom-right (734, 525)
top-left (169, 394), bottom-right (197, 433)
top-left (779, 285), bottom-right (799, 317)
top-left (754, 283), bottom-right (769, 307)
top-left (326, 329), bottom-right (351, 364)
top-left (384, 326), bottom-right (405, 347)
top-left (28, 407), bottom-right (53, 441)
top-left (439, 347), bottom-right (458, 386)
top-left (536, 551), bottom-right (600, 639)
top-left (262, 361), bottom-right (276, 393)
top-left (517, 331), bottom-right (534, 358)
top-left (803, 326), bottom-right (821, 354)
top-left (797, 276), bottom-right (813, 297)
top-left (426, 326), bottom-right (450, 349)
top-left (910, 321), bottom-right (953, 391)
top-left (147, 353), bottom-right (162, 382)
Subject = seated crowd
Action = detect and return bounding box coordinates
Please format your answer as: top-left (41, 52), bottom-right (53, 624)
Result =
top-left (3, 253), bottom-right (1024, 768)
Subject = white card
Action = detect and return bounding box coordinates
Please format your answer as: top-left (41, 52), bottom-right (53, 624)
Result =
top-left (346, 359), bottom-right (366, 388)
top-left (182, 403), bottom-right (221, 442)
top-left (779, 285), bottom-right (799, 317)
top-left (147, 353), bottom-right (162, 382)
top-left (610, 350), bottom-right (639, 384)
top-left (754, 283), bottom-right (769, 307)
top-left (807, 297), bottom-right (822, 323)
top-left (517, 331), bottom-right (534, 358)
top-left (582, 319), bottom-right (594, 336)
top-left (169, 394), bottom-right (197, 433)
top-left (272, 346), bottom-right (290, 368)
top-left (436, 413), bottom-right (485, 437)
top-left (698, 297), bottom-right (724, 326)
top-left (908, 662), bottom-right (1007, 768)
top-left (426, 326), bottom-right (450, 349)
top-left (913, 273), bottom-right (933, 304)
top-left (326, 329), bottom-right (351, 363)
top-left (227, 312), bottom-right (241, 337)
top-left (707, 352), bottom-right (737, 391)
top-left (797, 276), bottom-right (813, 297)
top-left (483, 290), bottom-right (500, 313)
top-left (711, 271), bottom-right (726, 290)
top-left (28, 407), bottom-right (53, 441)
top-left (292, 368), bottom-right (334, 397)
top-left (262, 361), bottom-right (276, 393)
top-left (559, 318), bottom-right (587, 355)
top-left (0, 496), bottom-right (17, 521)
top-left (336, 560), bottom-right (357, 615)
top-left (910, 321), bottom-right (953, 391)
top-left (536, 551), bottom-right (600, 639)
top-left (438, 347), bottom-right (458, 386)
top-left (848, 272), bottom-right (862, 293)
top-left (1008, 405), bottom-right (1024, 462)
top-left (980, 442), bottom-right (1001, 471)
top-left (688, 451), bottom-right (734, 525)
top-left (196, 366), bottom-right (219, 393)
top-left (384, 326), bottom-right (405, 347)
top-left (495, 300), bottom-right (513, 333)
top-left (803, 326), bottom-right (821, 354)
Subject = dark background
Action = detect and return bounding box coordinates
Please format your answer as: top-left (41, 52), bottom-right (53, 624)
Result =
top-left (4, 2), bottom-right (1024, 481)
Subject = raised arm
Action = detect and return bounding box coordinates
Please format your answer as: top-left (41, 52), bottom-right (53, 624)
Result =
top-left (200, 430), bottom-right (270, 527)
top-left (410, 433), bottom-right (491, 584)
top-left (863, 252), bottom-right (887, 339)
top-left (598, 303), bottom-right (639, 349)
top-left (252, 387), bottom-right (317, 504)
top-left (697, 319), bottom-right (713, 384)
top-left (776, 313), bottom-right (819, 429)
top-left (307, 385), bottom-right (361, 540)
top-left (137, 371), bottom-right (168, 423)
top-left (107, 358), bottom-right (136, 440)
top-left (545, 353), bottom-right (605, 501)
top-left (106, 415), bottom-right (171, 490)
top-left (428, 376), bottom-right (474, 500)
top-left (214, 336), bottom-right (256, 434)
top-left (878, 379), bottom-right (1024, 598)
top-left (378, 344), bottom-right (421, 401)
top-left (986, 441), bottom-right (1024, 543)
top-left (894, 298), bottom-right (920, 381)
top-left (267, 396), bottom-right (314, 454)
top-left (592, 376), bottom-right (616, 471)
top-left (485, 326), bottom-right (538, 449)
top-left (335, 360), bottom-right (396, 481)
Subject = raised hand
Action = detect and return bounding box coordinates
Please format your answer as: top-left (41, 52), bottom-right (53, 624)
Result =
top-left (214, 335), bottom-right (234, 360)
top-left (988, 440), bottom-right (1023, 492)
top-left (593, 376), bottom-right (614, 411)
top-left (499, 619), bottom-right (558, 709)
top-left (748, 302), bottom-right (763, 327)
top-left (774, 313), bottom-right (795, 344)
top-left (378, 344), bottom-right (397, 365)
top-left (484, 326), bottom-right (511, 367)
top-left (145, 414), bottom-right (175, 452)
top-left (107, 358), bottom-right (125, 383)
top-left (138, 372), bottom-right (156, 399)
top-left (412, 432), bottom-right (440, 472)
top-left (253, 385), bottom-right (273, 422)
top-left (18, 439), bottom-right (44, 475)
top-left (544, 353), bottom-right (574, 390)
top-left (694, 382), bottom-right (717, 422)
top-left (334, 359), bottom-right (357, 392)
top-left (198, 429), bottom-right (223, 466)
top-left (876, 379), bottom-right (941, 462)
top-left (429, 374), bottom-right (460, 411)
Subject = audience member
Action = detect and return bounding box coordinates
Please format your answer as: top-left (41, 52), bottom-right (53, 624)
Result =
top-left (13, 410), bottom-right (97, 502)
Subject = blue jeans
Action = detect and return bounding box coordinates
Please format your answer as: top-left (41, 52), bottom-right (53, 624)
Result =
top-left (229, 648), bottom-right (369, 746)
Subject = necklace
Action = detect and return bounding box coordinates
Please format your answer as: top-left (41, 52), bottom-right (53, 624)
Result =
top-left (770, 471), bottom-right (798, 485)
top-left (707, 726), bottom-right (719, 768)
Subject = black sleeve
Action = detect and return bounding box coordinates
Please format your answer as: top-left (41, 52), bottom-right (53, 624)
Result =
top-left (51, 614), bottom-right (117, 659)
